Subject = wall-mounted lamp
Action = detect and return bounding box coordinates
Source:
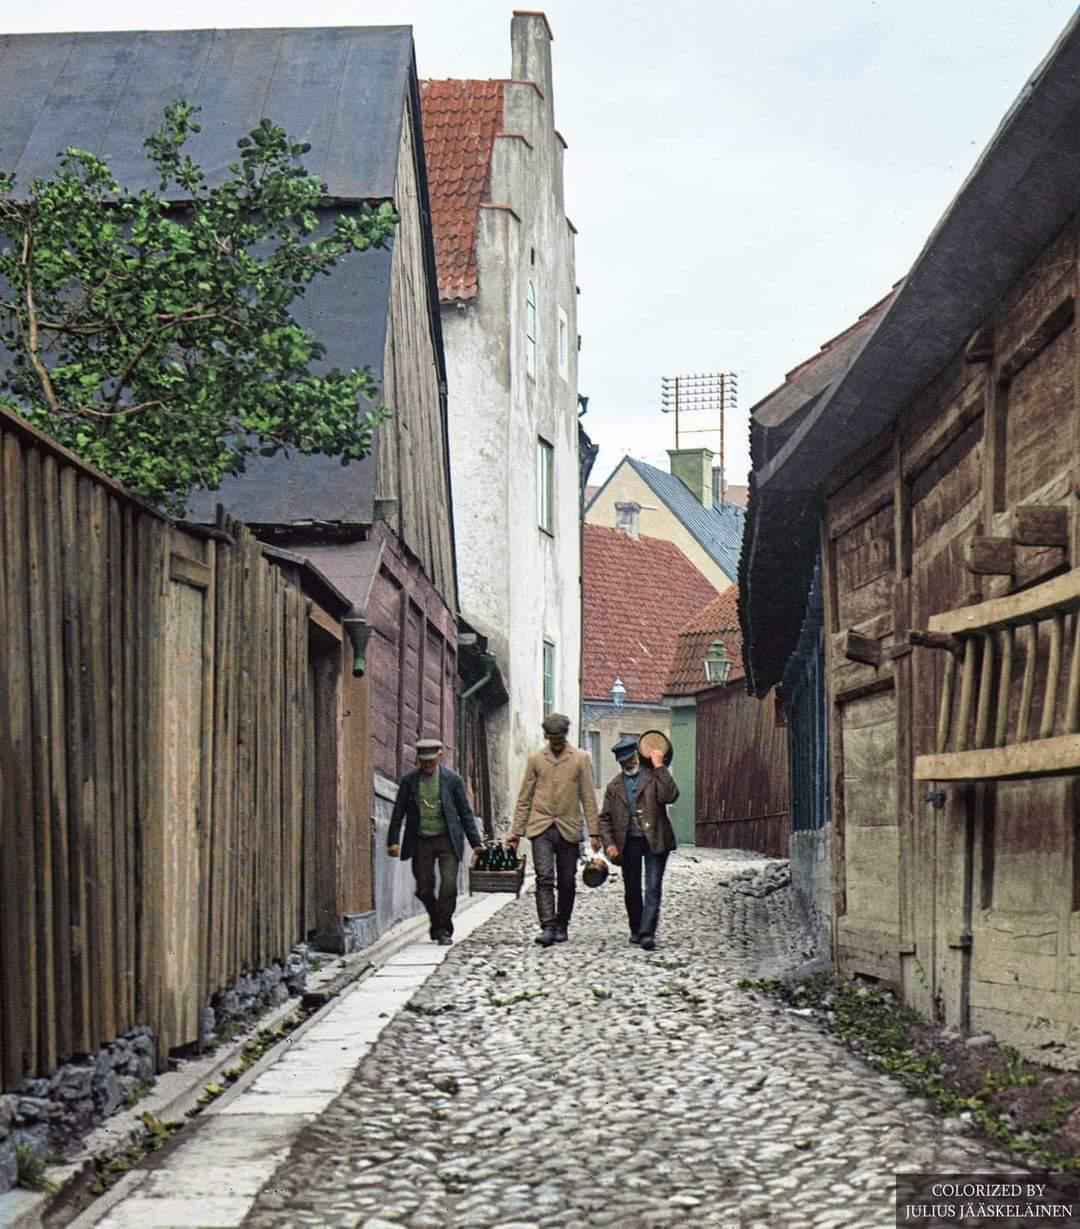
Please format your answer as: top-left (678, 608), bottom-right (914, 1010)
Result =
top-left (610, 675), bottom-right (626, 710)
top-left (704, 639), bottom-right (732, 685)
top-left (343, 618), bottom-right (373, 678)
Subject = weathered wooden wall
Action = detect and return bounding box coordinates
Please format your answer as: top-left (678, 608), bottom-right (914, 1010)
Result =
top-left (0, 406), bottom-right (353, 1088)
top-left (367, 522), bottom-right (459, 784)
top-left (377, 94), bottom-right (457, 613)
top-left (696, 684), bottom-right (789, 857)
top-left (822, 212), bottom-right (1080, 1060)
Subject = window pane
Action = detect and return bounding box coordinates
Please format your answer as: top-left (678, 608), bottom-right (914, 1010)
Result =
top-left (538, 438), bottom-right (554, 533)
top-left (526, 282), bottom-right (537, 378)
top-left (542, 641), bottom-right (555, 716)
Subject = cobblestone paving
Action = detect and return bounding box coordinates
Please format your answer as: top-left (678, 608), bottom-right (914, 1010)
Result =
top-left (244, 849), bottom-right (1019, 1229)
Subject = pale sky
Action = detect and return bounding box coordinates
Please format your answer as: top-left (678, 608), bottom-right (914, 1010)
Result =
top-left (4, 0), bottom-right (1078, 488)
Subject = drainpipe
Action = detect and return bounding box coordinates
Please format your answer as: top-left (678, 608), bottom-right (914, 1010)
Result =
top-left (457, 652), bottom-right (497, 832)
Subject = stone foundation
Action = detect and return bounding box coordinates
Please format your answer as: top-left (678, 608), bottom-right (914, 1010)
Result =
top-left (0, 944), bottom-right (311, 1193)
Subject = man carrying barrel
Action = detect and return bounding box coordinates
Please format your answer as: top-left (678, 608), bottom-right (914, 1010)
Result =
top-left (598, 735), bottom-right (679, 950)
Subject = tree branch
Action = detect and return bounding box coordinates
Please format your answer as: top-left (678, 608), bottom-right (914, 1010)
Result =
top-left (22, 228), bottom-right (62, 415)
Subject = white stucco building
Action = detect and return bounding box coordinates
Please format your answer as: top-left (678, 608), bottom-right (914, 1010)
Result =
top-left (421, 11), bottom-right (583, 823)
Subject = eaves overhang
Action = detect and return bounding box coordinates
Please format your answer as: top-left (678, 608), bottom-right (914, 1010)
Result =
top-left (743, 10), bottom-right (1080, 696)
top-left (757, 9), bottom-right (1080, 498)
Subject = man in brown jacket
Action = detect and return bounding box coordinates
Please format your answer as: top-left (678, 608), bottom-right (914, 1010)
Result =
top-left (599, 736), bottom-right (679, 950)
top-left (508, 713), bottom-right (600, 947)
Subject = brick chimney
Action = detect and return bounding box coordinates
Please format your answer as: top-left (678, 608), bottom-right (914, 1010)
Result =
top-left (668, 447), bottom-right (715, 506)
top-left (615, 501), bottom-right (641, 539)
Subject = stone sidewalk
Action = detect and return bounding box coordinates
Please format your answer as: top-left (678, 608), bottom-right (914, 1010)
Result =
top-left (75, 851), bottom-right (1020, 1228)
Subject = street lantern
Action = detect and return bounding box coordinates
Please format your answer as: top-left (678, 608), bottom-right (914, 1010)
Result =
top-left (610, 676), bottom-right (626, 709)
top-left (704, 639), bottom-right (732, 685)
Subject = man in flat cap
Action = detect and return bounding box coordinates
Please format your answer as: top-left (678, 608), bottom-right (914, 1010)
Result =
top-left (599, 736), bottom-right (679, 950)
top-left (388, 739), bottom-right (484, 945)
top-left (508, 713), bottom-right (600, 947)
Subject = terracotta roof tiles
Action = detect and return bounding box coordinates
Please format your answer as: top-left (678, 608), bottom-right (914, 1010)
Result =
top-left (420, 79), bottom-right (506, 302)
top-left (666, 588), bottom-right (744, 697)
top-left (583, 526), bottom-right (718, 704)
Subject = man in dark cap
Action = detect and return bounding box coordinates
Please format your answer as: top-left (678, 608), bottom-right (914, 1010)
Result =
top-left (388, 739), bottom-right (484, 945)
top-left (599, 735), bottom-right (679, 950)
top-left (508, 713), bottom-right (601, 947)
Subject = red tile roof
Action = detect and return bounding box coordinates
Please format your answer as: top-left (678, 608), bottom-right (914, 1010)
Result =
top-left (583, 526), bottom-right (718, 704)
top-left (666, 587), bottom-right (744, 697)
top-left (420, 79), bottom-right (506, 302)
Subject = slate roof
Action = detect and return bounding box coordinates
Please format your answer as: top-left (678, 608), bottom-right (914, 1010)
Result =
top-left (0, 26), bottom-right (444, 528)
top-left (744, 9), bottom-right (1080, 693)
top-left (738, 290), bottom-right (896, 692)
top-left (666, 588), bottom-right (744, 697)
top-left (590, 457), bottom-right (746, 583)
top-left (583, 526), bottom-right (718, 704)
top-left (420, 79), bottom-right (506, 302)
top-left (0, 27), bottom-right (412, 199)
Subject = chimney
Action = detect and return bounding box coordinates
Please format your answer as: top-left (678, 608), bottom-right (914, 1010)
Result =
top-left (511, 11), bottom-right (555, 119)
top-left (615, 501), bottom-right (641, 539)
top-left (711, 464), bottom-right (726, 507)
top-left (667, 447), bottom-right (714, 507)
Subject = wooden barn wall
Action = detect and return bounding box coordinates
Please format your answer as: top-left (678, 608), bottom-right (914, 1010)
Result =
top-left (376, 95), bottom-right (457, 613)
top-left (695, 683), bottom-right (789, 857)
top-left (0, 407), bottom-right (353, 1088)
top-left (821, 212), bottom-right (1080, 1060)
top-left (366, 520), bottom-right (459, 784)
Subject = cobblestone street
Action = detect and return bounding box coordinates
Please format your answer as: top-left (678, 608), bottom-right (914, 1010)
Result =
top-left (229, 849), bottom-right (1016, 1229)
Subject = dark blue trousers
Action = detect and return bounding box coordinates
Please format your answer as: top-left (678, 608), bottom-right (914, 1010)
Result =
top-left (621, 831), bottom-right (669, 938)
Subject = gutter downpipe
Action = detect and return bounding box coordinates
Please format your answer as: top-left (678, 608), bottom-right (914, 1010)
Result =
top-left (457, 652), bottom-right (496, 834)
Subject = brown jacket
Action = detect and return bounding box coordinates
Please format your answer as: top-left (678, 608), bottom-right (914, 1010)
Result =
top-left (511, 744), bottom-right (600, 843)
top-left (598, 764), bottom-right (679, 854)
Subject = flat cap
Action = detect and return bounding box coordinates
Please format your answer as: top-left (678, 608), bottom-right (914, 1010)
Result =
top-left (612, 735), bottom-right (639, 762)
top-left (415, 738), bottom-right (443, 759)
top-left (541, 712), bottom-right (571, 735)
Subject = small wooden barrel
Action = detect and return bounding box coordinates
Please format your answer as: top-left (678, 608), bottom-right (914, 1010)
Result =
top-left (638, 729), bottom-right (673, 767)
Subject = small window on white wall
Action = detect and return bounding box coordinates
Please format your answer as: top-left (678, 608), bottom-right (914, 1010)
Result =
top-left (542, 640), bottom-right (555, 716)
top-left (537, 436), bottom-right (554, 534)
top-left (526, 281), bottom-right (537, 379)
top-left (557, 308), bottom-right (569, 379)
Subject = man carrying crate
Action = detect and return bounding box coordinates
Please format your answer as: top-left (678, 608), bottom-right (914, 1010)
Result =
top-left (387, 739), bottom-right (484, 945)
top-left (507, 713), bottom-right (601, 948)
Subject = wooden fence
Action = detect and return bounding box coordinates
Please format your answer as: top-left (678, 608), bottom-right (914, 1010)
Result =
top-left (0, 406), bottom-right (347, 1087)
top-left (696, 682), bottom-right (790, 858)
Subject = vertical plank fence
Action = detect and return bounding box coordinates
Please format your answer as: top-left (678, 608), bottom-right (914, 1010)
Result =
top-left (0, 407), bottom-right (343, 1087)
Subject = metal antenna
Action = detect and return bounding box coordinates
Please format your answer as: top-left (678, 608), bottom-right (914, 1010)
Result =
top-left (659, 373), bottom-right (738, 502)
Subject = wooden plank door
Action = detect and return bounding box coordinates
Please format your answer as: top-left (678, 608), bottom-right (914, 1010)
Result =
top-left (159, 553), bottom-right (210, 1052)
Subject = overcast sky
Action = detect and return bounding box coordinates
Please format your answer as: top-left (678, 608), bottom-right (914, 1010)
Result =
top-left (5, 0), bottom-right (1079, 488)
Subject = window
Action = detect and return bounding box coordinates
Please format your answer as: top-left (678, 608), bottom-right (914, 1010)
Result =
top-left (557, 307), bottom-right (569, 379)
top-left (526, 280), bottom-right (537, 378)
top-left (537, 436), bottom-right (554, 534)
top-left (587, 730), bottom-right (602, 786)
top-left (542, 640), bottom-right (555, 716)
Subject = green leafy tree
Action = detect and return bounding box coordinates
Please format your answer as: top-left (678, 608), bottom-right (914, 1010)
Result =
top-left (0, 101), bottom-right (396, 512)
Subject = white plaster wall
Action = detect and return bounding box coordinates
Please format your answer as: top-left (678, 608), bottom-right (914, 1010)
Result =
top-left (443, 14), bottom-right (582, 826)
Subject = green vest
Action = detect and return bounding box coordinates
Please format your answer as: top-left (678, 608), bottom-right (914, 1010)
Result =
top-left (417, 770), bottom-right (447, 837)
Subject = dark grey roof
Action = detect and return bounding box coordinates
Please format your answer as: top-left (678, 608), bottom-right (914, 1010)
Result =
top-left (0, 26), bottom-right (412, 199)
top-left (0, 26), bottom-right (440, 528)
top-left (622, 457), bottom-right (745, 582)
top-left (742, 9), bottom-right (1080, 694)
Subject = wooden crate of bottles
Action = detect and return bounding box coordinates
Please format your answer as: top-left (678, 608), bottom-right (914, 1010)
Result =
top-left (469, 842), bottom-right (526, 896)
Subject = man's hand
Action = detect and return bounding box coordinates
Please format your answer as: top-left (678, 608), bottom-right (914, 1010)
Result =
top-left (606, 844), bottom-right (619, 860)
top-left (647, 748), bottom-right (665, 768)
top-left (505, 834), bottom-right (520, 849)
top-left (387, 843), bottom-right (401, 858)
top-left (589, 835), bottom-right (602, 854)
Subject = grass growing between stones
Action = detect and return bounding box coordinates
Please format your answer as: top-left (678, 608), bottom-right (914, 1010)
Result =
top-left (739, 972), bottom-right (1080, 1171)
top-left (15, 1144), bottom-right (59, 1193)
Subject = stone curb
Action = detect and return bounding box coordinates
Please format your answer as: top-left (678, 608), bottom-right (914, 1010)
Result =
top-left (2, 896), bottom-right (502, 1229)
